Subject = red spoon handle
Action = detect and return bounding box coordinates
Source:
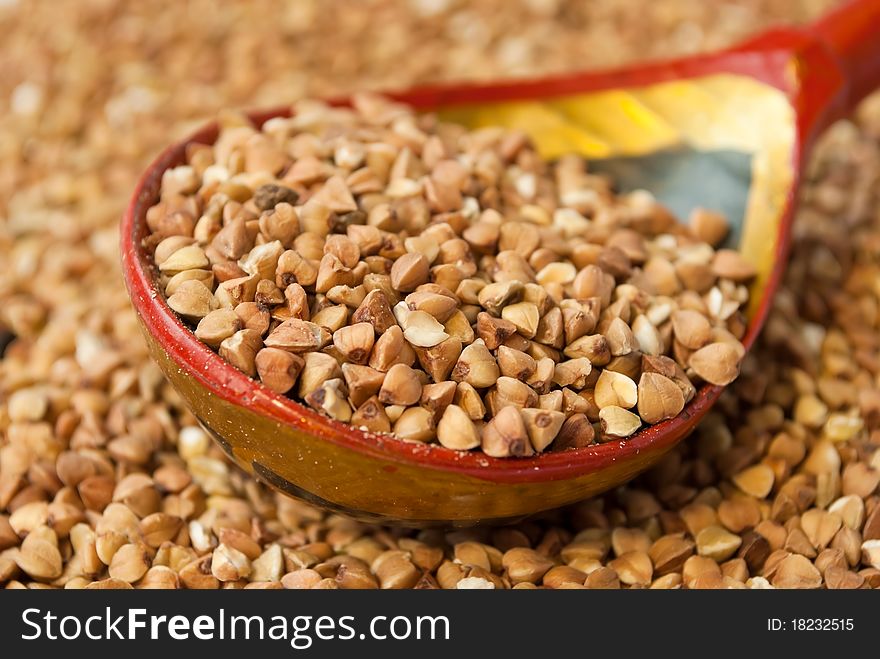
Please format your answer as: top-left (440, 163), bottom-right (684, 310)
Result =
top-left (810, 0), bottom-right (880, 114)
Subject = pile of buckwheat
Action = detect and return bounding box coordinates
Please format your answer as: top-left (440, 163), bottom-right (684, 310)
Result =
top-left (146, 96), bottom-right (752, 454)
top-left (5, 0), bottom-right (880, 590)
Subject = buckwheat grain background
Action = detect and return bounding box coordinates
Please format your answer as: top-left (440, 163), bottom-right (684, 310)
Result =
top-left (4, 0), bottom-right (879, 590)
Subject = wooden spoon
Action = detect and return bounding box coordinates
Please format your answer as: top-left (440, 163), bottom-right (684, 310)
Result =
top-left (122, 0), bottom-right (880, 526)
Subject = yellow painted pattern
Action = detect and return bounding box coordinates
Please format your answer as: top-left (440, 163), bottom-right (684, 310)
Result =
top-left (440, 101), bottom-right (613, 158)
top-left (437, 73), bottom-right (797, 320)
top-left (551, 90), bottom-right (680, 154)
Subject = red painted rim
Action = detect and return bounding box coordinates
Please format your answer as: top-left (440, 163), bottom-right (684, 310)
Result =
top-left (120, 36), bottom-right (832, 485)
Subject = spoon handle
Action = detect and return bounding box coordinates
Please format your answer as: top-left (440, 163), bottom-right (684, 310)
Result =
top-left (809, 0), bottom-right (880, 118)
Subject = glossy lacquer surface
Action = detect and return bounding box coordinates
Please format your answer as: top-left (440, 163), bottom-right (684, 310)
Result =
top-left (122, 0), bottom-right (880, 525)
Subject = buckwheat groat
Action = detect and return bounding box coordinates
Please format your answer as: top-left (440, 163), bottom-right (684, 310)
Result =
top-left (145, 95), bottom-right (752, 455)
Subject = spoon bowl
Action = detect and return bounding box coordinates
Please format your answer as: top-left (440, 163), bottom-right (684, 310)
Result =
top-left (122, 0), bottom-right (880, 526)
